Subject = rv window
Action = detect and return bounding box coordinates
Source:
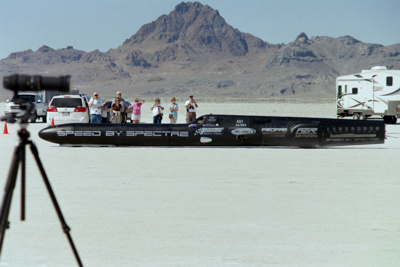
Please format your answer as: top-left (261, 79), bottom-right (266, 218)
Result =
top-left (387, 76), bottom-right (393, 86)
top-left (338, 85), bottom-right (342, 94)
top-left (352, 88), bottom-right (358, 94)
top-left (345, 85), bottom-right (347, 93)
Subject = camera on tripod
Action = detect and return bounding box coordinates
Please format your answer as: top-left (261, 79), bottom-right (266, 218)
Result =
top-left (0, 74), bottom-right (83, 266)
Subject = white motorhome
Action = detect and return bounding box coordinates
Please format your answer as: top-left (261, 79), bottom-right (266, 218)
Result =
top-left (336, 66), bottom-right (400, 124)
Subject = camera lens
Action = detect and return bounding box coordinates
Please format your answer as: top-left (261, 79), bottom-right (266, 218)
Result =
top-left (3, 74), bottom-right (71, 92)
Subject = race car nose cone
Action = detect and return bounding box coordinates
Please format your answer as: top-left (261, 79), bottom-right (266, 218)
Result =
top-left (38, 125), bottom-right (69, 144)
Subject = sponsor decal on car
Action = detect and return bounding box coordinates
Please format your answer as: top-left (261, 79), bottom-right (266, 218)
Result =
top-left (326, 126), bottom-right (381, 140)
top-left (195, 127), bottom-right (224, 136)
top-left (262, 128), bottom-right (287, 137)
top-left (294, 127), bottom-right (318, 138)
top-left (230, 128), bottom-right (256, 135)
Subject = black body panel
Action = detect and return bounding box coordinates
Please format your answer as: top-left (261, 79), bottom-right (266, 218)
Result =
top-left (38, 114), bottom-right (385, 147)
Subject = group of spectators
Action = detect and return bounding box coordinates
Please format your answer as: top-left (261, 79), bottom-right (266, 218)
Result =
top-left (88, 91), bottom-right (129, 124)
top-left (88, 92), bottom-right (198, 124)
top-left (150, 95), bottom-right (198, 124)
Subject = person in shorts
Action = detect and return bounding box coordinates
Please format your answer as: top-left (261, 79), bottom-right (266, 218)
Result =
top-left (169, 97), bottom-right (179, 124)
top-left (185, 95), bottom-right (198, 123)
top-left (128, 98), bottom-right (145, 123)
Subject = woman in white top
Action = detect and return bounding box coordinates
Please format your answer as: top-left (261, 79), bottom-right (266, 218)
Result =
top-left (88, 92), bottom-right (104, 123)
top-left (151, 98), bottom-right (164, 124)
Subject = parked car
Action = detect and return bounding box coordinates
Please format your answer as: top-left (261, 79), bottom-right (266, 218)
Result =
top-left (104, 100), bottom-right (132, 122)
top-left (82, 94), bottom-right (91, 103)
top-left (4, 93), bottom-right (48, 122)
top-left (46, 94), bottom-right (89, 125)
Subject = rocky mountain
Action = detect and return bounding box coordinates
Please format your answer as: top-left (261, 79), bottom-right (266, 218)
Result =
top-left (262, 34), bottom-right (400, 96)
top-left (1, 1), bottom-right (399, 99)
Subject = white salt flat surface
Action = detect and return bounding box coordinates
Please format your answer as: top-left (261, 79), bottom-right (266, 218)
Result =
top-left (0, 101), bottom-right (399, 266)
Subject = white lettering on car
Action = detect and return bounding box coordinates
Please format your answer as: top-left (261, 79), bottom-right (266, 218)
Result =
top-left (57, 131), bottom-right (101, 136)
top-left (57, 130), bottom-right (189, 137)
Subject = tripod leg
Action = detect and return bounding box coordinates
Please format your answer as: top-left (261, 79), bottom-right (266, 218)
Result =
top-left (29, 142), bottom-right (83, 267)
top-left (21, 143), bottom-right (26, 221)
top-left (0, 144), bottom-right (22, 255)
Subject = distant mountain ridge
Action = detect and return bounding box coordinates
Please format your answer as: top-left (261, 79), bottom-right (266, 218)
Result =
top-left (1, 1), bottom-right (399, 99)
top-left (122, 2), bottom-right (271, 56)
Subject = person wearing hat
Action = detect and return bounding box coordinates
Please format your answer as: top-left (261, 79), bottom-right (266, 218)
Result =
top-left (185, 95), bottom-right (198, 123)
top-left (88, 92), bottom-right (104, 123)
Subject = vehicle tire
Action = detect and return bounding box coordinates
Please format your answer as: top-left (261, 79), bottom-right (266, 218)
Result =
top-left (383, 116), bottom-right (397, 124)
top-left (42, 115), bottom-right (47, 123)
top-left (359, 113), bottom-right (367, 120)
top-left (352, 113), bottom-right (360, 120)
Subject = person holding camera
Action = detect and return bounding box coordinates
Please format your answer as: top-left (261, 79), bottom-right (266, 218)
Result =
top-left (88, 92), bottom-right (104, 123)
top-left (151, 98), bottom-right (164, 124)
top-left (185, 95), bottom-right (198, 123)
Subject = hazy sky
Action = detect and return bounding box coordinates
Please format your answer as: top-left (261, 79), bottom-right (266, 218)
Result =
top-left (1, 0), bottom-right (399, 60)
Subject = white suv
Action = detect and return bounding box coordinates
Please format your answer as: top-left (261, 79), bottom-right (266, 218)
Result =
top-left (46, 95), bottom-right (89, 125)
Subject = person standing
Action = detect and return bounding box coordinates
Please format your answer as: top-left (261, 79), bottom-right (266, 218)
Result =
top-left (88, 92), bottom-right (103, 123)
top-left (169, 97), bottom-right (179, 124)
top-left (101, 102), bottom-right (109, 123)
top-left (151, 98), bottom-right (164, 124)
top-left (110, 98), bottom-right (123, 123)
top-left (128, 98), bottom-right (145, 123)
top-left (113, 91), bottom-right (126, 123)
top-left (185, 95), bottom-right (198, 123)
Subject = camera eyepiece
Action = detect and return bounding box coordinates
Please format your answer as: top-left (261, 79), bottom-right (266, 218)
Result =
top-left (3, 74), bottom-right (71, 92)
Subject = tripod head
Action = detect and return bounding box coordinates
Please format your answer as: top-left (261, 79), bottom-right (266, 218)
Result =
top-left (1, 97), bottom-right (36, 124)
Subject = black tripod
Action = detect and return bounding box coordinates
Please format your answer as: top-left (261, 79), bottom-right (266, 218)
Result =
top-left (0, 123), bottom-right (83, 266)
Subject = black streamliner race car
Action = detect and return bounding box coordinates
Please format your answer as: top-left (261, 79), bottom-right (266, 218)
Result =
top-left (38, 114), bottom-right (385, 148)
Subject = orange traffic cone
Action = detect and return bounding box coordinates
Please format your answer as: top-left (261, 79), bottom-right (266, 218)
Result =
top-left (3, 122), bottom-right (9, 134)
top-left (51, 118), bottom-right (55, 126)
